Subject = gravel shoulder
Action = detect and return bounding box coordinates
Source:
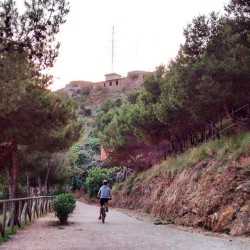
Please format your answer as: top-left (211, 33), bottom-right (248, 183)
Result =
top-left (0, 201), bottom-right (249, 250)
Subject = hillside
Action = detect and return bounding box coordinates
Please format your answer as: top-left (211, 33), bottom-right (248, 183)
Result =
top-left (111, 133), bottom-right (250, 236)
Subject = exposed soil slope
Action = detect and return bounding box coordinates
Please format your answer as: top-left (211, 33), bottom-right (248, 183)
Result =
top-left (112, 156), bottom-right (250, 236)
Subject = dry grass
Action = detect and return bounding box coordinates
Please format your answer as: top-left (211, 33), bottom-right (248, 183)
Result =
top-left (134, 132), bottom-right (250, 182)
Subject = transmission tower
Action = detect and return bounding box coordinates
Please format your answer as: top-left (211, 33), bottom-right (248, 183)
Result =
top-left (111, 26), bottom-right (115, 72)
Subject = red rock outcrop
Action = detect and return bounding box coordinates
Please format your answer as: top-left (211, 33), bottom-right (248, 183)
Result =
top-left (112, 157), bottom-right (250, 236)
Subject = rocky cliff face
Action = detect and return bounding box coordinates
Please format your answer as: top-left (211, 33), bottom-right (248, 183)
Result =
top-left (112, 157), bottom-right (250, 236)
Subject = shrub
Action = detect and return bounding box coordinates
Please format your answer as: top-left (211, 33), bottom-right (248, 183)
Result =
top-left (0, 191), bottom-right (5, 212)
top-left (83, 107), bottom-right (92, 116)
top-left (96, 86), bottom-right (109, 94)
top-left (81, 86), bottom-right (92, 96)
top-left (48, 188), bottom-right (68, 196)
top-left (85, 167), bottom-right (118, 198)
top-left (52, 193), bottom-right (76, 225)
top-left (88, 138), bottom-right (101, 153)
top-left (85, 167), bottom-right (108, 198)
top-left (69, 172), bottom-right (87, 191)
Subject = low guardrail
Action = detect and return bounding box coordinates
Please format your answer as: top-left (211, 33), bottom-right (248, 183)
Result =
top-left (0, 196), bottom-right (53, 237)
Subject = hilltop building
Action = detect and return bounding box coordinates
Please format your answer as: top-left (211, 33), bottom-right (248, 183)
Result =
top-left (64, 80), bottom-right (93, 96)
top-left (64, 70), bottom-right (150, 96)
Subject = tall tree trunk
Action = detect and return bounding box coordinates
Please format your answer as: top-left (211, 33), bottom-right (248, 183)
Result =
top-left (26, 170), bottom-right (31, 197)
top-left (168, 134), bottom-right (176, 153)
top-left (37, 177), bottom-right (42, 196)
top-left (11, 139), bottom-right (19, 198)
top-left (5, 162), bottom-right (14, 199)
top-left (207, 121), bottom-right (220, 139)
top-left (174, 134), bottom-right (183, 152)
top-left (44, 162), bottom-right (51, 195)
top-left (246, 102), bottom-right (250, 128)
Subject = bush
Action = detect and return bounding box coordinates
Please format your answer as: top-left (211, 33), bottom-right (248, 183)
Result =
top-left (85, 167), bottom-right (118, 198)
top-left (52, 193), bottom-right (76, 225)
top-left (81, 86), bottom-right (92, 95)
top-left (83, 107), bottom-right (92, 116)
top-left (0, 191), bottom-right (5, 212)
top-left (69, 172), bottom-right (87, 191)
top-left (88, 138), bottom-right (101, 153)
top-left (85, 167), bottom-right (108, 198)
top-left (48, 188), bottom-right (68, 196)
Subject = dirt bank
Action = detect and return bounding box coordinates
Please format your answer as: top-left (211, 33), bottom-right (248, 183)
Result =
top-left (111, 156), bottom-right (250, 236)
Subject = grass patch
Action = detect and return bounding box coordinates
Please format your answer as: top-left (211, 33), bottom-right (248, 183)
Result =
top-left (139, 132), bottom-right (250, 179)
top-left (122, 173), bottom-right (139, 196)
top-left (0, 222), bottom-right (32, 244)
top-left (0, 219), bottom-right (33, 244)
top-left (223, 228), bottom-right (230, 235)
top-left (154, 219), bottom-right (174, 225)
top-left (113, 132), bottom-right (250, 194)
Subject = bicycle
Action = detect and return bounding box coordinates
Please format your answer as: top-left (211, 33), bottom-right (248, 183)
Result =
top-left (101, 202), bottom-right (107, 223)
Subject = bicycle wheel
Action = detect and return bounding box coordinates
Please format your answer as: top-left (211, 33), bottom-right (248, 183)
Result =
top-left (101, 206), bottom-right (106, 223)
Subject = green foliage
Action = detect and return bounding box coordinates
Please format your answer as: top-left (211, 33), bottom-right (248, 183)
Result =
top-left (0, 1), bottom-right (81, 199)
top-left (48, 188), bottom-right (68, 196)
top-left (99, 98), bottom-right (123, 113)
top-left (0, 191), bottom-right (4, 199)
top-left (0, 180), bottom-right (8, 200)
top-left (154, 220), bottom-right (174, 225)
top-left (52, 193), bottom-right (76, 224)
top-left (0, 0), bottom-right (70, 71)
top-left (67, 140), bottom-right (102, 191)
top-left (82, 106), bottom-right (92, 116)
top-left (69, 172), bottom-right (87, 191)
top-left (124, 174), bottom-right (138, 196)
top-left (0, 69), bottom-right (83, 198)
top-left (80, 86), bottom-right (92, 96)
top-left (173, 5), bottom-right (250, 123)
top-left (0, 190), bottom-right (5, 211)
top-left (80, 102), bottom-right (86, 110)
top-left (85, 167), bottom-right (117, 198)
top-left (97, 102), bottom-right (135, 151)
top-left (69, 143), bottom-right (98, 169)
top-left (139, 132), bottom-right (250, 179)
top-left (0, 223), bottom-right (28, 243)
top-left (127, 91), bottom-right (140, 104)
top-left (93, 0), bottom-right (250, 170)
top-left (85, 167), bottom-right (108, 198)
top-left (96, 86), bottom-right (109, 94)
top-left (87, 138), bottom-right (101, 153)
top-left (223, 228), bottom-right (230, 235)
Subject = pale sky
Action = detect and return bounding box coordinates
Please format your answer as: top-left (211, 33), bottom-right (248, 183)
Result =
top-left (47, 0), bottom-right (230, 91)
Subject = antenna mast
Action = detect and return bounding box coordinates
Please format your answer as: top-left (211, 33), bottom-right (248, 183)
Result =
top-left (111, 26), bottom-right (114, 72)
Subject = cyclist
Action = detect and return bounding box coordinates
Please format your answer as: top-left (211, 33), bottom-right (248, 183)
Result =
top-left (97, 180), bottom-right (112, 220)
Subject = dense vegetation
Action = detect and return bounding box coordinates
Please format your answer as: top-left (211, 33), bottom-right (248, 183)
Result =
top-left (0, 0), bottom-right (83, 199)
top-left (0, 0), bottom-right (249, 200)
top-left (54, 0), bottom-right (249, 197)
top-left (94, 0), bottom-right (249, 172)
top-left (115, 131), bottom-right (249, 197)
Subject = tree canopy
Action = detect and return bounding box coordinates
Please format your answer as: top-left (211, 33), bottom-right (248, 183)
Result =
top-left (94, 0), bottom-right (250, 171)
top-left (0, 0), bottom-right (84, 198)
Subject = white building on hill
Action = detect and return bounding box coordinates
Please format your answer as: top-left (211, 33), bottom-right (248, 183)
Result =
top-left (64, 71), bottom-right (150, 96)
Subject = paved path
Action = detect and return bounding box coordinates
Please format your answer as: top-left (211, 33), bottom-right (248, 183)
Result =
top-left (0, 201), bottom-right (249, 250)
